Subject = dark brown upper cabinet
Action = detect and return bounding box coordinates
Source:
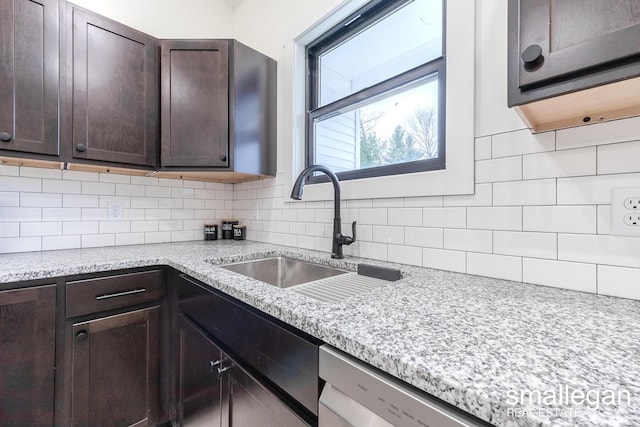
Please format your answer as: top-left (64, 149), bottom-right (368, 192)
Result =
top-left (66, 4), bottom-right (158, 167)
top-left (160, 40), bottom-right (276, 176)
top-left (0, 0), bottom-right (59, 156)
top-left (508, 0), bottom-right (640, 132)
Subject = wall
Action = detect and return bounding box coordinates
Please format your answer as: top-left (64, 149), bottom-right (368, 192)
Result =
top-left (67, 0), bottom-right (234, 38)
top-left (0, 165), bottom-right (232, 253)
top-left (231, 0), bottom-right (640, 301)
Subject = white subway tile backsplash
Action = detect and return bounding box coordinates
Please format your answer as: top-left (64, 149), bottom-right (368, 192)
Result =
top-left (404, 227), bottom-right (443, 248)
top-left (359, 208), bottom-right (388, 225)
top-left (358, 241), bottom-right (387, 261)
top-left (598, 265), bottom-right (640, 300)
top-left (20, 222), bottom-right (62, 237)
top-left (43, 179), bottom-right (81, 194)
top-left (42, 235), bottom-right (80, 251)
top-left (475, 157), bottom-right (522, 183)
top-left (98, 173), bottom-right (130, 184)
top-left (159, 178), bottom-right (184, 188)
top-left (557, 173), bottom-right (640, 205)
top-left (467, 253), bottom-right (522, 282)
top-left (99, 221), bottom-right (130, 234)
top-left (523, 206), bottom-right (596, 234)
top-left (491, 129), bottom-right (555, 158)
top-left (81, 208), bottom-right (108, 221)
top-left (0, 207), bottom-right (41, 222)
top-left (63, 194), bottom-right (99, 208)
top-left (0, 176), bottom-right (41, 192)
top-left (63, 221), bottom-right (98, 235)
top-left (3, 118), bottom-right (640, 298)
top-left (172, 187), bottom-right (195, 199)
top-left (443, 183), bottom-right (492, 207)
top-left (171, 230), bottom-right (195, 242)
top-left (493, 231), bottom-right (557, 259)
top-left (388, 244), bottom-right (422, 266)
top-left (475, 136), bottom-right (491, 160)
top-left (0, 192), bottom-right (20, 207)
top-left (597, 205), bottom-right (611, 235)
top-left (144, 231), bottom-right (171, 244)
top-left (146, 185), bottom-right (172, 198)
top-left (132, 197), bottom-right (159, 209)
top-left (20, 193), bottom-right (62, 208)
top-left (116, 233), bottom-right (145, 246)
top-left (423, 248), bottom-right (466, 273)
top-left (493, 179), bottom-right (556, 206)
top-left (82, 233), bottom-right (115, 248)
top-left (0, 163), bottom-right (225, 254)
top-left (0, 236), bottom-right (41, 253)
top-left (523, 259), bottom-right (596, 293)
top-left (559, 234), bottom-right (640, 268)
top-left (82, 182), bottom-right (115, 195)
top-left (0, 223), bottom-right (19, 238)
top-left (63, 170), bottom-right (98, 182)
top-left (597, 140), bottom-right (640, 175)
top-left (0, 164), bottom-right (19, 176)
top-left (20, 166), bottom-right (61, 179)
top-left (372, 226), bottom-right (404, 245)
top-left (43, 208), bottom-right (81, 222)
top-left (388, 208), bottom-right (422, 226)
top-left (523, 147), bottom-right (596, 179)
top-left (444, 229), bottom-right (492, 253)
top-left (467, 207), bottom-right (522, 231)
top-left (423, 207), bottom-right (466, 228)
top-left (131, 176), bottom-right (158, 186)
top-left (116, 184), bottom-right (145, 197)
top-left (556, 116), bottom-right (640, 150)
top-left (372, 198), bottom-right (403, 208)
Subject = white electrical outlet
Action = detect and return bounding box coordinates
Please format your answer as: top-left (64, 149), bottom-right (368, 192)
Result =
top-left (107, 201), bottom-right (124, 221)
top-left (611, 188), bottom-right (640, 236)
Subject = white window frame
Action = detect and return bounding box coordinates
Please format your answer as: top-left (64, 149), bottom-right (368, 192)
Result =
top-left (286, 0), bottom-right (474, 201)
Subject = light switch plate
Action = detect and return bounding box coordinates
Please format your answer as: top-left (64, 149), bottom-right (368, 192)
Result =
top-left (611, 188), bottom-right (640, 237)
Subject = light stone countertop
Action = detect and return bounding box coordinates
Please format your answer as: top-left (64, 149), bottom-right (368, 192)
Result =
top-left (1, 240), bottom-right (639, 427)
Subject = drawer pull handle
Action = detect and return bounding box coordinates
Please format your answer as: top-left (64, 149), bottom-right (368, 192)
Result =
top-left (96, 288), bottom-right (146, 300)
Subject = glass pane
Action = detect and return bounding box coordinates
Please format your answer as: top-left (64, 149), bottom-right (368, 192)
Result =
top-left (319, 0), bottom-right (442, 106)
top-left (314, 74), bottom-right (439, 173)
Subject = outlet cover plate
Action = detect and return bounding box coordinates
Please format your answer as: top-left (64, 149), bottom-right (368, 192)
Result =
top-left (611, 188), bottom-right (640, 237)
top-left (107, 201), bottom-right (124, 221)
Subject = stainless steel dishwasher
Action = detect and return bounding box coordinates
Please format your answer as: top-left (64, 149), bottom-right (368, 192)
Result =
top-left (319, 345), bottom-right (488, 427)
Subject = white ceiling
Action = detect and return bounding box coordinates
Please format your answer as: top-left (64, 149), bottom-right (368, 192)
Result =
top-left (220, 0), bottom-right (244, 10)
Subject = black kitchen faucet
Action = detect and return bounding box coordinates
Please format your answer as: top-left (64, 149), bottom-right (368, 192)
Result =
top-left (290, 165), bottom-right (356, 259)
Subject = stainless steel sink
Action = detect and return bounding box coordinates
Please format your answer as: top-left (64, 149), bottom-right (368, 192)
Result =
top-left (221, 257), bottom-right (348, 288)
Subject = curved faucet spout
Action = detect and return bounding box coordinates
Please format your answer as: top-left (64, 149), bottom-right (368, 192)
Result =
top-left (290, 165), bottom-right (355, 259)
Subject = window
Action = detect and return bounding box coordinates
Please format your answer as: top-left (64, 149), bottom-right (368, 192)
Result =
top-left (306, 0), bottom-right (445, 182)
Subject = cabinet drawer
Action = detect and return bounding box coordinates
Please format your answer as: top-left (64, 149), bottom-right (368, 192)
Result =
top-left (66, 270), bottom-right (164, 318)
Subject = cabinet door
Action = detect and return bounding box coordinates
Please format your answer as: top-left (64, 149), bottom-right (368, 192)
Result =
top-left (228, 361), bottom-right (310, 427)
top-left (516, 0), bottom-right (640, 89)
top-left (0, 285), bottom-right (56, 427)
top-left (0, 0), bottom-right (59, 155)
top-left (177, 314), bottom-right (224, 426)
top-left (68, 6), bottom-right (157, 167)
top-left (71, 306), bottom-right (160, 426)
top-left (161, 40), bottom-right (229, 168)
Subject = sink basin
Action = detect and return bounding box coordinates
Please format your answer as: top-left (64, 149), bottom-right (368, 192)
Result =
top-left (221, 257), bottom-right (348, 288)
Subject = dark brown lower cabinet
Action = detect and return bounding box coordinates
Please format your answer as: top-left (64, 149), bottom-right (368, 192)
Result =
top-left (0, 284), bottom-right (56, 427)
top-left (177, 314), bottom-right (309, 427)
top-left (71, 306), bottom-right (160, 426)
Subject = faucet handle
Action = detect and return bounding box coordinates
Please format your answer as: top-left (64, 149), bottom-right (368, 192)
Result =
top-left (350, 221), bottom-right (356, 243)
